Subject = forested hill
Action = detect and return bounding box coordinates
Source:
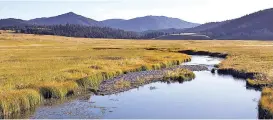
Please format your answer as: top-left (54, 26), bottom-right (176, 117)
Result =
top-left (184, 8), bottom-right (273, 40)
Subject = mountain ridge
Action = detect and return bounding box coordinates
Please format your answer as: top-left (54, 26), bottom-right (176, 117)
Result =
top-left (101, 15), bottom-right (199, 32)
top-left (0, 12), bottom-right (199, 32)
top-left (200, 8), bottom-right (273, 40)
top-left (2, 8), bottom-right (273, 40)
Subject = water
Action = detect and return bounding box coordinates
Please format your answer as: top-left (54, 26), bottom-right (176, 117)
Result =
top-left (29, 56), bottom-right (261, 119)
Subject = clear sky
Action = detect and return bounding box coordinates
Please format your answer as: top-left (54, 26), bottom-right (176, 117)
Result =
top-left (0, 0), bottom-right (272, 24)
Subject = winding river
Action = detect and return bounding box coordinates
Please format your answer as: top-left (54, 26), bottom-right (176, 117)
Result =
top-left (28, 56), bottom-right (261, 119)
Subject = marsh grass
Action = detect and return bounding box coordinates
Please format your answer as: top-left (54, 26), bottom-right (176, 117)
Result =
top-left (260, 88), bottom-right (273, 117)
top-left (247, 79), bottom-right (272, 87)
top-left (0, 89), bottom-right (41, 116)
top-left (37, 82), bottom-right (79, 99)
top-left (163, 68), bottom-right (195, 82)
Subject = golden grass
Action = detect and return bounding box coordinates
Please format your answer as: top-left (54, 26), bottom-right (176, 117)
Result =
top-left (163, 68), bottom-right (195, 82)
top-left (0, 89), bottom-right (41, 116)
top-left (260, 88), bottom-right (273, 116)
top-left (0, 31), bottom-right (273, 116)
top-left (0, 31), bottom-right (192, 115)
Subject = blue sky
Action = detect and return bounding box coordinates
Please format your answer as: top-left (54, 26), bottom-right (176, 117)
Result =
top-left (0, 0), bottom-right (272, 23)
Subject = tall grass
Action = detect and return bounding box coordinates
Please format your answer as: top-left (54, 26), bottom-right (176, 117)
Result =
top-left (260, 87), bottom-right (273, 118)
top-left (0, 89), bottom-right (41, 116)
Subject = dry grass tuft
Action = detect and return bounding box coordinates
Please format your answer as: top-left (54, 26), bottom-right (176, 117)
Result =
top-left (163, 68), bottom-right (195, 82)
top-left (0, 89), bottom-right (41, 116)
top-left (260, 87), bottom-right (273, 117)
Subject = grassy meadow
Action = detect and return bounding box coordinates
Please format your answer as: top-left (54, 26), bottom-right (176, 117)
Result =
top-left (0, 31), bottom-right (273, 116)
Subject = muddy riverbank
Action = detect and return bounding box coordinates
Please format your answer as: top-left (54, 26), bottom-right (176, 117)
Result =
top-left (98, 65), bottom-right (207, 95)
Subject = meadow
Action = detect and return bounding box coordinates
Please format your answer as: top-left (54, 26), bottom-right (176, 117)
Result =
top-left (0, 31), bottom-right (273, 116)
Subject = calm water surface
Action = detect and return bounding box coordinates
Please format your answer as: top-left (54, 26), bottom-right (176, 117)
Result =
top-left (30, 56), bottom-right (261, 119)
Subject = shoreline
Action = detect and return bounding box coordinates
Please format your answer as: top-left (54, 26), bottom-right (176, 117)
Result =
top-left (180, 50), bottom-right (273, 118)
top-left (1, 50), bottom-right (272, 119)
top-left (1, 57), bottom-right (192, 118)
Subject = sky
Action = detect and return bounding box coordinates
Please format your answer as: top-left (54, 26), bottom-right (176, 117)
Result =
top-left (0, 0), bottom-right (273, 24)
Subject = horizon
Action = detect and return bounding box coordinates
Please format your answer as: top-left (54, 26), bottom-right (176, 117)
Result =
top-left (1, 0), bottom-right (273, 24)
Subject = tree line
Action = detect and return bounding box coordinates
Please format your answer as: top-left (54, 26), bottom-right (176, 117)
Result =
top-left (0, 24), bottom-right (168, 39)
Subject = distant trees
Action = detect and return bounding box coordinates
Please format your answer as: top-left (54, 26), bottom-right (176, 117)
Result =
top-left (0, 24), bottom-right (169, 39)
top-left (140, 32), bottom-right (167, 39)
top-left (19, 24), bottom-right (140, 39)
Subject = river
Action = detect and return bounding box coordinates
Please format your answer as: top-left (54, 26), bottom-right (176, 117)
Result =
top-left (29, 56), bottom-right (261, 119)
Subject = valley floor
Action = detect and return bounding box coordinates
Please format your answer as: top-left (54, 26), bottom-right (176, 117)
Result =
top-left (0, 31), bottom-right (272, 117)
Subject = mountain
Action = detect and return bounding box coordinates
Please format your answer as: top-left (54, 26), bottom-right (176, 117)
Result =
top-left (28, 12), bottom-right (102, 26)
top-left (0, 18), bottom-right (28, 27)
top-left (0, 13), bottom-right (199, 32)
top-left (101, 19), bottom-right (125, 27)
top-left (190, 8), bottom-right (273, 40)
top-left (182, 21), bottom-right (228, 33)
top-left (3, 8), bottom-right (273, 40)
top-left (100, 16), bottom-right (200, 32)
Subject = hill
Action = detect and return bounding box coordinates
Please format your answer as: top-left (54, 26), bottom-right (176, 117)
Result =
top-left (101, 16), bottom-right (199, 32)
top-left (28, 12), bottom-right (102, 26)
top-left (188, 8), bottom-right (273, 40)
top-left (100, 19), bottom-right (126, 27)
top-left (0, 18), bottom-right (28, 27)
top-left (183, 21), bottom-right (228, 33)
